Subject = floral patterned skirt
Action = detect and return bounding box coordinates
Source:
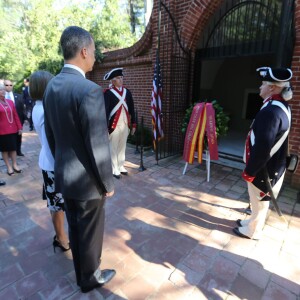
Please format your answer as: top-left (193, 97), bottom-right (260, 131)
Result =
top-left (42, 170), bottom-right (65, 212)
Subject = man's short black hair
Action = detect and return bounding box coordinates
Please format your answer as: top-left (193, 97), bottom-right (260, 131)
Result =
top-left (60, 26), bottom-right (94, 60)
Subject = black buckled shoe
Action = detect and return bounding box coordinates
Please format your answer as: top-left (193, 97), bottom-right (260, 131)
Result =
top-left (232, 227), bottom-right (251, 239)
top-left (236, 219), bottom-right (242, 227)
top-left (81, 269), bottom-right (116, 293)
top-left (244, 205), bottom-right (252, 215)
top-left (113, 174), bottom-right (121, 179)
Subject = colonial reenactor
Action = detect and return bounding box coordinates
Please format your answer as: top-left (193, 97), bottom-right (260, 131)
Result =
top-left (103, 68), bottom-right (136, 179)
top-left (233, 67), bottom-right (293, 240)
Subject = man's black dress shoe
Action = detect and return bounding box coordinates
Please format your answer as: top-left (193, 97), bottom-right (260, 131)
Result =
top-left (232, 227), bottom-right (251, 239)
top-left (236, 219), bottom-right (242, 227)
top-left (17, 152), bottom-right (24, 157)
top-left (113, 174), bottom-right (121, 179)
top-left (120, 171), bottom-right (128, 175)
top-left (0, 180), bottom-right (6, 186)
top-left (81, 269), bottom-right (116, 293)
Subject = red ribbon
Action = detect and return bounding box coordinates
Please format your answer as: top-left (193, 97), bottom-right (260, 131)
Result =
top-left (183, 103), bottom-right (218, 164)
top-left (183, 103), bottom-right (205, 163)
top-left (205, 103), bottom-right (218, 160)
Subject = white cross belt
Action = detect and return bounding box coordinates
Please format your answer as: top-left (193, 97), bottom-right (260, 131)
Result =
top-left (109, 89), bottom-right (128, 120)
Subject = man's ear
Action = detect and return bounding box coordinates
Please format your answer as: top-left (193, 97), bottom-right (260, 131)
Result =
top-left (81, 48), bottom-right (88, 59)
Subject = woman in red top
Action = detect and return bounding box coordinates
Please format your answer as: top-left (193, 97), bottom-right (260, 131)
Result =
top-left (0, 82), bottom-right (22, 175)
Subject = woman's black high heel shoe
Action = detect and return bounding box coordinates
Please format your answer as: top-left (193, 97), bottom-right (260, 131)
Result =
top-left (53, 235), bottom-right (70, 253)
top-left (13, 168), bottom-right (22, 173)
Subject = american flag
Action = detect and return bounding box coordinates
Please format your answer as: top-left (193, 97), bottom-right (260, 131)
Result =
top-left (151, 53), bottom-right (164, 148)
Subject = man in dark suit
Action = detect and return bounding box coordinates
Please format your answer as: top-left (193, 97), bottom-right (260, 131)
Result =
top-left (22, 78), bottom-right (34, 131)
top-left (4, 79), bottom-right (26, 156)
top-left (43, 26), bottom-right (116, 293)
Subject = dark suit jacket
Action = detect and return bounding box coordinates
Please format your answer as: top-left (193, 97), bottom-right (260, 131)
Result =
top-left (43, 67), bottom-right (114, 200)
top-left (22, 86), bottom-right (33, 108)
top-left (13, 93), bottom-right (25, 124)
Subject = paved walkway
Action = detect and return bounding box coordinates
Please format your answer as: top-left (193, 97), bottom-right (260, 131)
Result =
top-left (0, 126), bottom-right (299, 300)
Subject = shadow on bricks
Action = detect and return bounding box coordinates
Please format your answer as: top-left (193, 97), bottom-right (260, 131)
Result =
top-left (122, 219), bottom-right (298, 299)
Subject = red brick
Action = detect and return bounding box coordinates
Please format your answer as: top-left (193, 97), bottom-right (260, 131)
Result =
top-left (0, 264), bottom-right (24, 289)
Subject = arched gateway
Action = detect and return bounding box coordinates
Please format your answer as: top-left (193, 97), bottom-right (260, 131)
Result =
top-left (90, 0), bottom-right (300, 187)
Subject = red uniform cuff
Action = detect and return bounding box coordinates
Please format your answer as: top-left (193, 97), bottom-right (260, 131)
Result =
top-left (242, 170), bottom-right (255, 183)
top-left (132, 123), bottom-right (137, 128)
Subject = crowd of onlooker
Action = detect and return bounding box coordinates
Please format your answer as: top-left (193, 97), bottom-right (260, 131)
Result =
top-left (0, 77), bottom-right (35, 185)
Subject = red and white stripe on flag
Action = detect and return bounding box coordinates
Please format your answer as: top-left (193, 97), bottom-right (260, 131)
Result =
top-left (151, 55), bottom-right (164, 148)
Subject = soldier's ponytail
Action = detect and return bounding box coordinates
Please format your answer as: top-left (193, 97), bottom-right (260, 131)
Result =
top-left (281, 85), bottom-right (293, 101)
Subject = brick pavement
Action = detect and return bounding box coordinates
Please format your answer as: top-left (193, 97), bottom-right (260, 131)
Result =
top-left (0, 127), bottom-right (299, 300)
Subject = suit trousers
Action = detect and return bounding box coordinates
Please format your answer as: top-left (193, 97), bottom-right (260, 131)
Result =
top-left (240, 173), bottom-right (284, 239)
top-left (26, 106), bottom-right (34, 129)
top-left (64, 196), bottom-right (105, 286)
top-left (109, 123), bottom-right (129, 175)
top-left (17, 134), bottom-right (22, 154)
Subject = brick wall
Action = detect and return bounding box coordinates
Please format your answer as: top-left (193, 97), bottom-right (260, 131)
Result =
top-left (89, 0), bottom-right (300, 188)
top-left (289, 0), bottom-right (300, 187)
top-left (88, 19), bottom-right (154, 129)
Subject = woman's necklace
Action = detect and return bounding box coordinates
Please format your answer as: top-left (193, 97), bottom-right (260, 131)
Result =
top-left (0, 100), bottom-right (13, 124)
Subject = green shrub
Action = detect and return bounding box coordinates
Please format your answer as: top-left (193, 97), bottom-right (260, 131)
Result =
top-left (181, 100), bottom-right (230, 138)
top-left (127, 126), bottom-right (153, 147)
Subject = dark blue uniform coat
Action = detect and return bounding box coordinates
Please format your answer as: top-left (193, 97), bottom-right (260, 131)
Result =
top-left (245, 95), bottom-right (290, 196)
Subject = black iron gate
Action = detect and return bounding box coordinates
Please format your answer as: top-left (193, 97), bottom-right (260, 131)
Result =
top-left (155, 1), bottom-right (191, 160)
top-left (198, 0), bottom-right (294, 61)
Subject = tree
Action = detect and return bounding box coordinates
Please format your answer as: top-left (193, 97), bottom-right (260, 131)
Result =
top-left (0, 0), bottom-right (29, 81)
top-left (127, 0), bottom-right (145, 35)
top-left (0, 0), bottom-right (147, 86)
top-left (92, 0), bottom-right (137, 51)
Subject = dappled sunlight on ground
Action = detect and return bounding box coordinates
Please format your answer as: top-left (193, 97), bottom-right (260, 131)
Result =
top-left (0, 128), bottom-right (299, 298)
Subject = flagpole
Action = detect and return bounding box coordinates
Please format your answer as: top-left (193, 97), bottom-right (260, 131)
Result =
top-left (155, 0), bottom-right (162, 163)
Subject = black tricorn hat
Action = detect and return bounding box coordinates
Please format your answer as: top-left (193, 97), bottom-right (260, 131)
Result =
top-left (103, 68), bottom-right (123, 80)
top-left (256, 67), bottom-right (293, 82)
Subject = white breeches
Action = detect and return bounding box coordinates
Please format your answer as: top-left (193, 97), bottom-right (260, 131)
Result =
top-left (109, 123), bottom-right (129, 175)
top-left (240, 173), bottom-right (284, 239)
